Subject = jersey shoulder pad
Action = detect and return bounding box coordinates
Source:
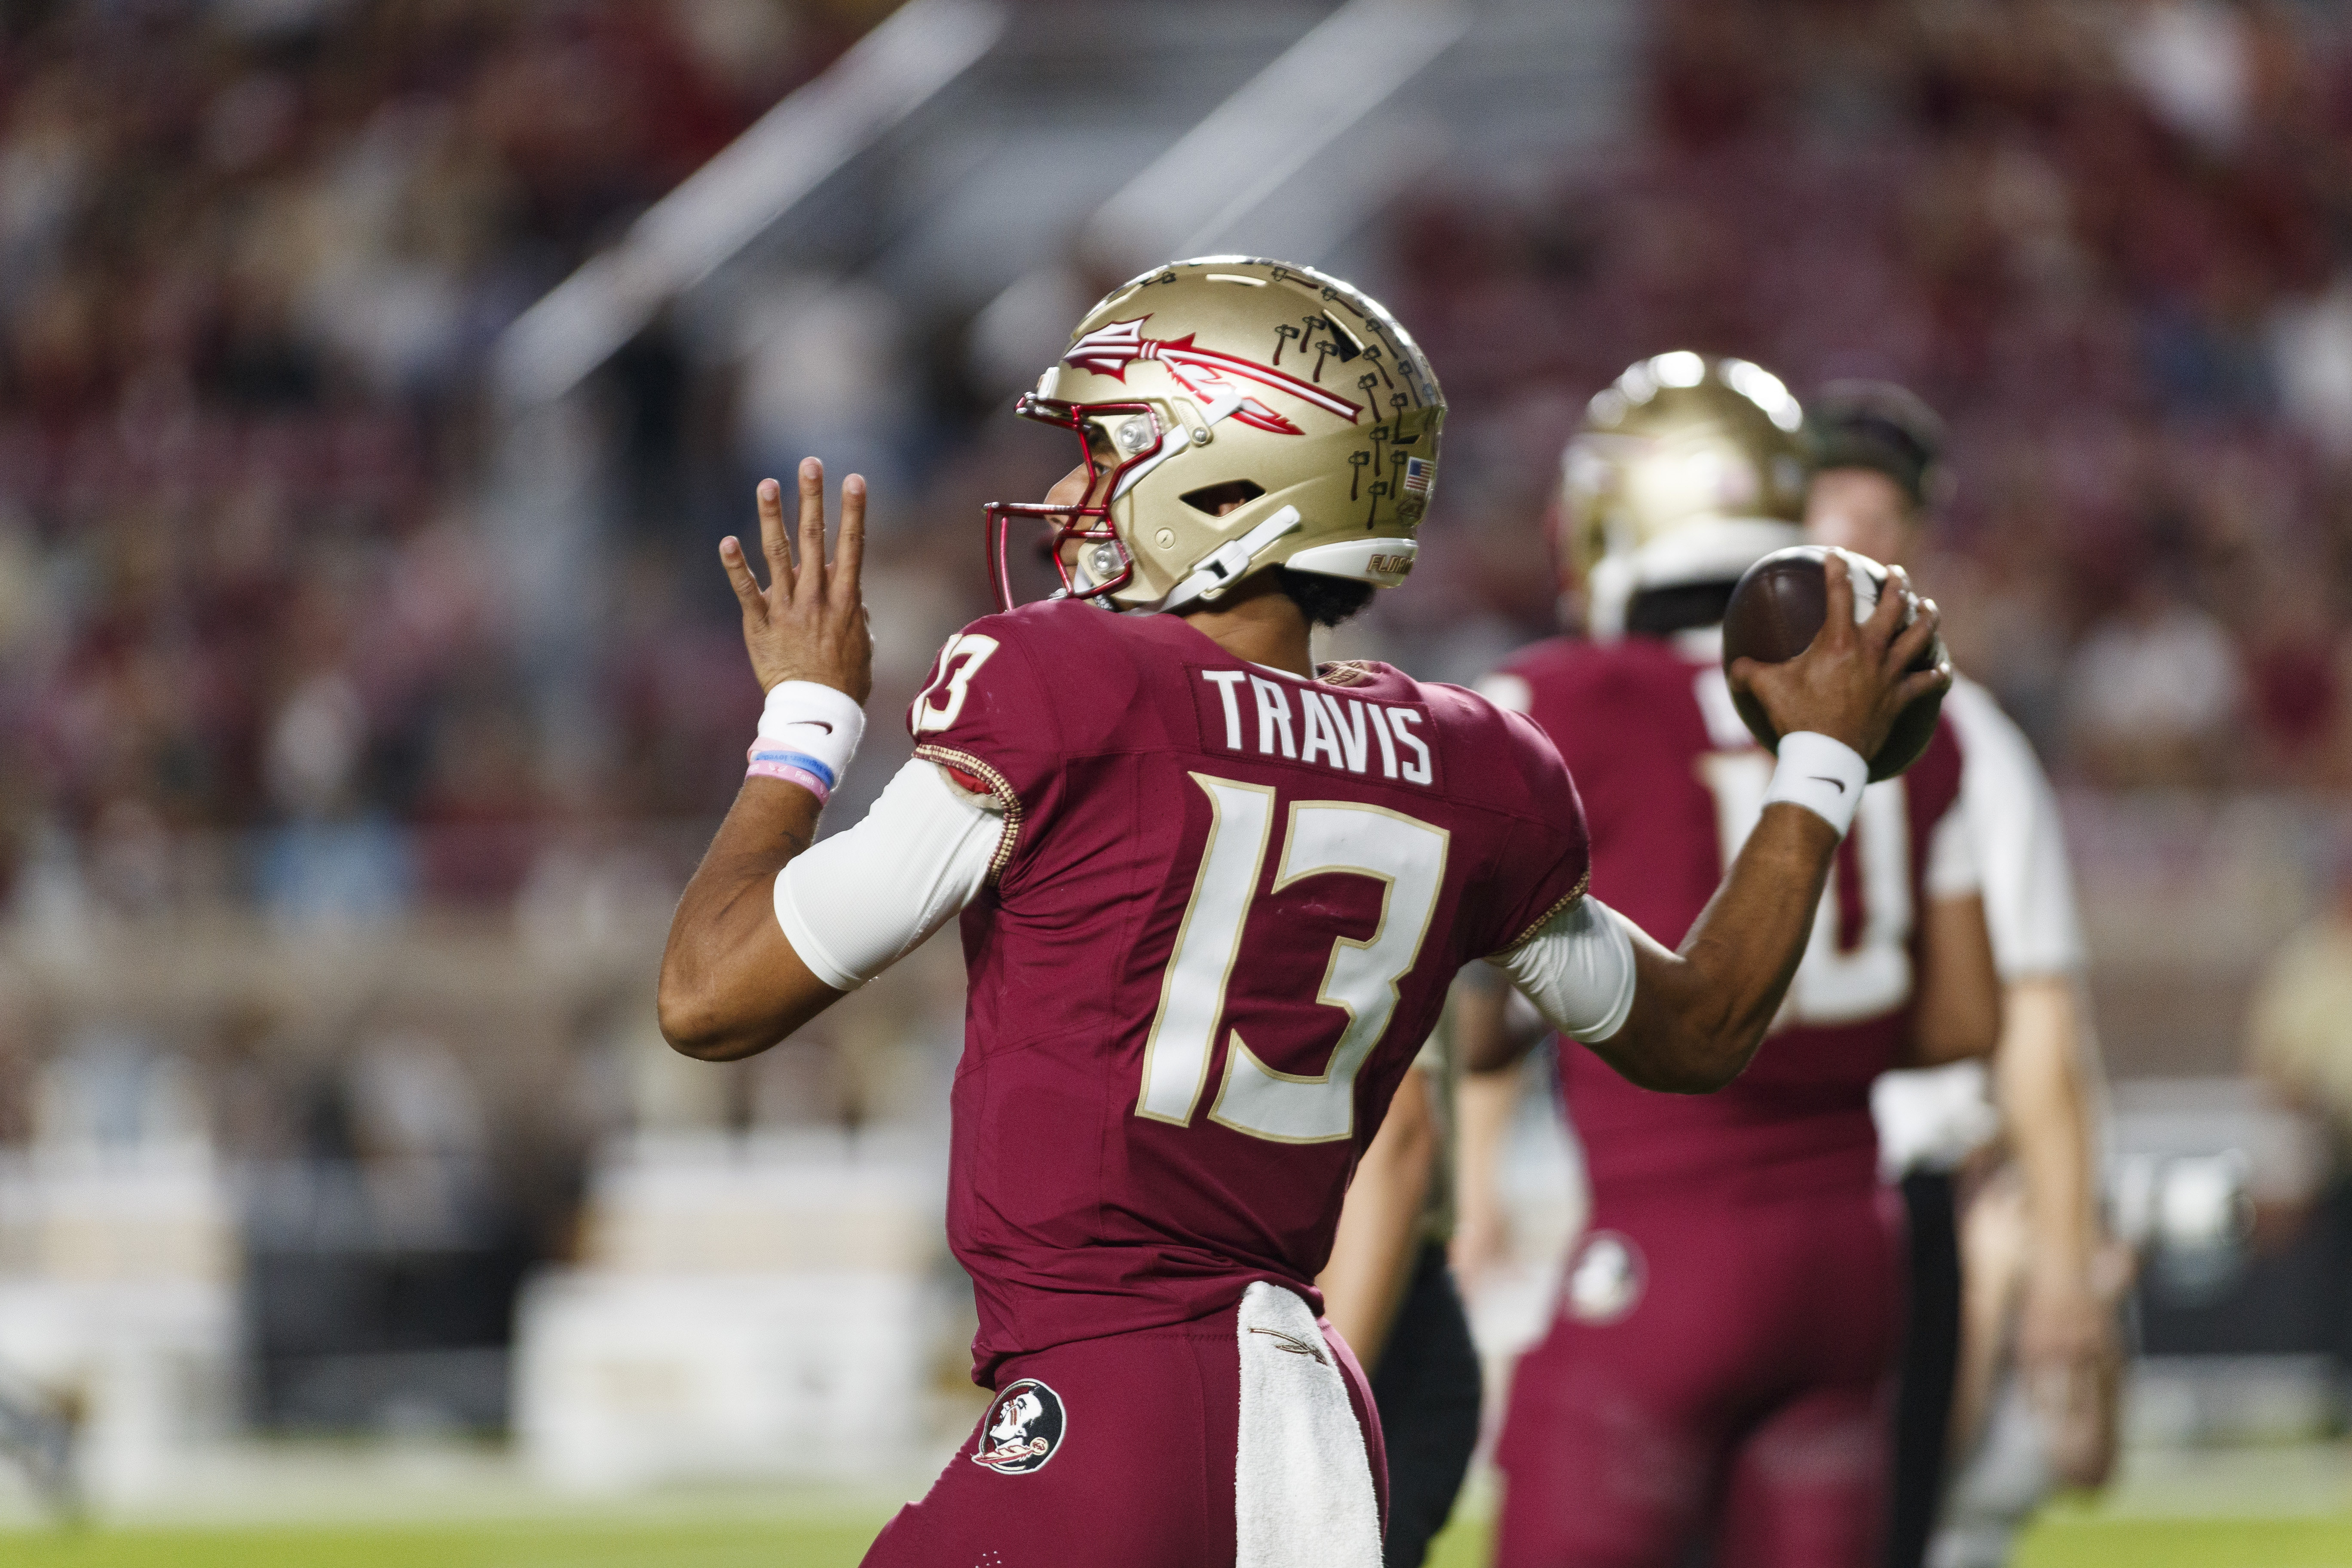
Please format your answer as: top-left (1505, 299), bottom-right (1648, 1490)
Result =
top-left (1494, 633), bottom-right (1608, 686)
top-left (905, 604), bottom-right (1063, 758)
top-left (1478, 636), bottom-right (1613, 727)
top-left (1499, 634), bottom-right (1687, 707)
top-left (905, 599), bottom-right (1178, 763)
top-left (1415, 677), bottom-right (1586, 827)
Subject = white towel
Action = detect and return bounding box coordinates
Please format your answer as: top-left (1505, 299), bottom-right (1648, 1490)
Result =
top-left (1234, 1281), bottom-right (1383, 1568)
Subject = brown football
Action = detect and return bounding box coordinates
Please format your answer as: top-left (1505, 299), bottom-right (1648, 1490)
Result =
top-left (1721, 545), bottom-right (1946, 782)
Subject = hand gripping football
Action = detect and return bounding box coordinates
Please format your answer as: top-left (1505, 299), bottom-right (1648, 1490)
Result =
top-left (1721, 545), bottom-right (1947, 782)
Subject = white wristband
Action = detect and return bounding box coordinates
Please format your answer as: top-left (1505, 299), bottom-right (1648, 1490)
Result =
top-left (755, 681), bottom-right (866, 786)
top-left (1762, 731), bottom-right (1869, 838)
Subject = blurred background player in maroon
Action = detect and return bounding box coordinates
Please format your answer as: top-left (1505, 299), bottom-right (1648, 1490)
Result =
top-left (1455, 353), bottom-right (2002, 1568)
top-left (1807, 383), bottom-right (2125, 1568)
top-left (656, 263), bottom-right (1949, 1567)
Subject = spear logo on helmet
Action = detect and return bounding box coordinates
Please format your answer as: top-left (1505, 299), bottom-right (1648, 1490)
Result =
top-left (1063, 317), bottom-right (1365, 435)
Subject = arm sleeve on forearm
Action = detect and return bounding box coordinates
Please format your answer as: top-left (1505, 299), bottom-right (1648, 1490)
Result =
top-left (1485, 894), bottom-right (1640, 1044)
top-left (774, 757), bottom-right (1008, 991)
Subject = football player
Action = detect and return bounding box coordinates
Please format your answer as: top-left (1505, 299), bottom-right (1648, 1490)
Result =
top-left (656, 266), bottom-right (1947, 1567)
top-left (1454, 353), bottom-right (2003, 1568)
top-left (1320, 1031), bottom-right (1479, 1568)
top-left (1805, 382), bottom-right (2121, 1568)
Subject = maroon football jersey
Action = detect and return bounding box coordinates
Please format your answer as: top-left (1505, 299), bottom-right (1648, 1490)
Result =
top-left (1491, 633), bottom-right (1965, 1201)
top-left (907, 598), bottom-right (1591, 1383)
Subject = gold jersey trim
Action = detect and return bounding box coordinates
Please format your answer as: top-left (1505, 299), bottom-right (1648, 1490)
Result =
top-left (1497, 869), bottom-right (1590, 956)
top-left (914, 744), bottom-right (1024, 885)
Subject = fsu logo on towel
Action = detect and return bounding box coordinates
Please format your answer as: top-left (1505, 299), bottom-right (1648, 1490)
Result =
top-left (971, 1378), bottom-right (1066, 1474)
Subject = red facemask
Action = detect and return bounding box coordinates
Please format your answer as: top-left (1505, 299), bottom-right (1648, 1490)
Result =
top-left (983, 393), bottom-right (1176, 613)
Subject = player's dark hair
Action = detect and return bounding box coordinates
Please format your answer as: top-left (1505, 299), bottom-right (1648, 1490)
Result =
top-left (1808, 380), bottom-right (1948, 513)
top-left (1277, 568), bottom-right (1377, 629)
top-left (1626, 579), bottom-right (1738, 637)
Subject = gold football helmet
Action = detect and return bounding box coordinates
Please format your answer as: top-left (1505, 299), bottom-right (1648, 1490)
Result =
top-left (1561, 351), bottom-right (1809, 638)
top-left (987, 257), bottom-right (1444, 613)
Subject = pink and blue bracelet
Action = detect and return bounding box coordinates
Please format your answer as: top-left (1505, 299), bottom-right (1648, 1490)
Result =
top-left (745, 747), bottom-right (836, 804)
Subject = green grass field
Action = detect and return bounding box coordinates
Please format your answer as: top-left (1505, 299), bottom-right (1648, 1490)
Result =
top-left (9, 1510), bottom-right (2352, 1568)
top-left (6, 1518), bottom-right (880, 1568)
top-left (2014, 1516), bottom-right (2352, 1567)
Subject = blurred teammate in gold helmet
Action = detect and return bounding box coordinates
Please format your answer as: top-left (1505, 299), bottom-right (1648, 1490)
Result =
top-left (1558, 350), bottom-right (1810, 638)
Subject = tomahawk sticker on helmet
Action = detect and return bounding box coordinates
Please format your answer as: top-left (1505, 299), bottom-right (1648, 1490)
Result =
top-left (1059, 316), bottom-right (1366, 433)
top-left (983, 257), bottom-right (1446, 614)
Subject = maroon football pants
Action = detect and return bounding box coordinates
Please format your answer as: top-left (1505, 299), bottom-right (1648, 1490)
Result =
top-left (1495, 1186), bottom-right (1903, 1568)
top-left (862, 1299), bottom-right (1387, 1566)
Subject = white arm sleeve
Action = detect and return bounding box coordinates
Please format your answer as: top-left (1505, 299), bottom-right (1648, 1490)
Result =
top-left (1485, 894), bottom-right (1640, 1044)
top-left (1945, 677), bottom-right (2087, 978)
top-left (774, 757), bottom-right (1008, 991)
top-left (1924, 796), bottom-right (1981, 900)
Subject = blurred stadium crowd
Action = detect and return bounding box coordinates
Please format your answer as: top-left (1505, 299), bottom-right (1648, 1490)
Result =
top-left (0, 0), bottom-right (880, 923)
top-left (6, 0), bottom-right (2351, 913)
top-left (0, 0), bottom-right (2349, 1446)
top-left (1390, 0), bottom-right (2352, 792)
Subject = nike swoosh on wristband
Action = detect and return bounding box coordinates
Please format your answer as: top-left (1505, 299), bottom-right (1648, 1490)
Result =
top-left (1809, 775), bottom-right (1848, 793)
top-left (787, 720), bottom-right (835, 734)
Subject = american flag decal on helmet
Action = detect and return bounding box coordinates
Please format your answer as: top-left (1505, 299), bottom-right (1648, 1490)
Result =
top-left (1403, 456), bottom-right (1434, 495)
top-left (1063, 316), bottom-right (1365, 433)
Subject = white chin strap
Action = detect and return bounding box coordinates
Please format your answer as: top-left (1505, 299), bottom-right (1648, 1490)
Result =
top-left (1585, 554), bottom-right (1641, 640)
top-left (1586, 517), bottom-right (1806, 640)
top-left (1156, 507), bottom-right (1305, 613)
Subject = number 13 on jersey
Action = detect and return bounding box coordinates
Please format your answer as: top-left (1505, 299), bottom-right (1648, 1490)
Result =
top-left (1136, 772), bottom-right (1449, 1145)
